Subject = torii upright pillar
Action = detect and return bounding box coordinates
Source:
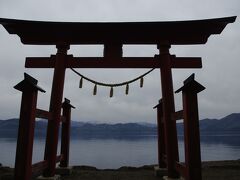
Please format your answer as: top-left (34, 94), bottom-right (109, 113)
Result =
top-left (158, 44), bottom-right (179, 178)
top-left (43, 44), bottom-right (69, 177)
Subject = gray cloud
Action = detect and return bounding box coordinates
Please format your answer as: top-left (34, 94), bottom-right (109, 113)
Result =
top-left (0, 0), bottom-right (239, 123)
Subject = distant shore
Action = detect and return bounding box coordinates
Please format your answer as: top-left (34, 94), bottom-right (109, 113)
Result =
top-left (1, 160), bottom-right (240, 180)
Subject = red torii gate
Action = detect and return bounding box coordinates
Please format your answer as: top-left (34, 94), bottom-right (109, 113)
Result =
top-left (0, 16), bottom-right (236, 180)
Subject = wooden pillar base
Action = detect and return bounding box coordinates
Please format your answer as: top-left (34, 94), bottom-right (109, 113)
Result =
top-left (163, 176), bottom-right (184, 180)
top-left (36, 175), bottom-right (61, 180)
top-left (56, 166), bottom-right (73, 176)
top-left (154, 166), bottom-right (168, 177)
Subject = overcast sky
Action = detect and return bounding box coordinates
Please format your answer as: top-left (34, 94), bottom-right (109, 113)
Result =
top-left (0, 0), bottom-right (239, 123)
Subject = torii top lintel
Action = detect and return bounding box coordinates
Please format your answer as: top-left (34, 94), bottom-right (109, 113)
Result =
top-left (0, 16), bottom-right (236, 45)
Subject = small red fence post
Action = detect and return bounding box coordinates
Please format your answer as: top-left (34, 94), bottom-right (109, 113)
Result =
top-left (176, 74), bottom-right (205, 180)
top-left (153, 99), bottom-right (166, 168)
top-left (60, 98), bottom-right (75, 168)
top-left (14, 73), bottom-right (45, 180)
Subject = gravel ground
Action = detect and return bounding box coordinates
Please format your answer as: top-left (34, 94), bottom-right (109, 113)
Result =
top-left (62, 165), bottom-right (159, 180)
top-left (0, 160), bottom-right (240, 180)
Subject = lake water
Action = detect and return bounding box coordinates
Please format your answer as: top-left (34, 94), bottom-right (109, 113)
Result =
top-left (0, 134), bottom-right (240, 169)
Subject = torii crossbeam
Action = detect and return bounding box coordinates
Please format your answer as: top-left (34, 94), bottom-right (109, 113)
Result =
top-left (25, 56), bottom-right (202, 69)
top-left (0, 16), bottom-right (236, 180)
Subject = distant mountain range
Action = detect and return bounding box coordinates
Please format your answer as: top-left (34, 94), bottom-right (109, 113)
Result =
top-left (177, 113), bottom-right (240, 135)
top-left (0, 113), bottom-right (240, 139)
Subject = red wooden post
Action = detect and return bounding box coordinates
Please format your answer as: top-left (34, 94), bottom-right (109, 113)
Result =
top-left (176, 74), bottom-right (205, 180)
top-left (43, 44), bottom-right (69, 177)
top-left (157, 44), bottom-right (179, 178)
top-left (60, 98), bottom-right (75, 167)
top-left (154, 99), bottom-right (166, 168)
top-left (14, 73), bottom-right (45, 180)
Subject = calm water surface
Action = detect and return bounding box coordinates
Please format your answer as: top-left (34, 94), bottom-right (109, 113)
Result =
top-left (0, 135), bottom-right (240, 169)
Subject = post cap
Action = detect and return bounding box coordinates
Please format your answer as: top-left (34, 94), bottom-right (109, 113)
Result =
top-left (14, 73), bottom-right (46, 93)
top-left (175, 73), bottom-right (205, 94)
top-left (62, 98), bottom-right (75, 109)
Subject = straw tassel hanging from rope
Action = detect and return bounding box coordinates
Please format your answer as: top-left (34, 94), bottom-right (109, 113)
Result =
top-left (125, 84), bottom-right (129, 95)
top-left (93, 84), bottom-right (97, 95)
top-left (140, 77), bottom-right (144, 88)
top-left (110, 87), bottom-right (114, 97)
top-left (79, 77), bottom-right (83, 88)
